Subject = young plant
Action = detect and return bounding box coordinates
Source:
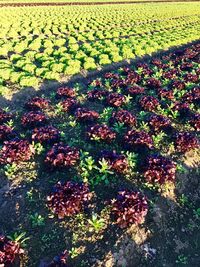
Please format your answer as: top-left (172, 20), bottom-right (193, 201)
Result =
top-left (80, 152), bottom-right (96, 182)
top-left (32, 142), bottom-right (45, 155)
top-left (8, 231), bottom-right (29, 245)
top-left (152, 131), bottom-right (167, 148)
top-left (113, 122), bottom-right (126, 134)
top-left (127, 85), bottom-right (145, 96)
top-left (175, 255), bottom-right (188, 265)
top-left (55, 102), bottom-right (65, 115)
top-left (4, 163), bottom-right (18, 179)
top-left (69, 247), bottom-right (79, 259)
top-left (97, 158), bottom-right (114, 176)
top-left (29, 213), bottom-right (45, 227)
top-left (99, 107), bottom-right (114, 123)
top-left (88, 213), bottom-right (105, 233)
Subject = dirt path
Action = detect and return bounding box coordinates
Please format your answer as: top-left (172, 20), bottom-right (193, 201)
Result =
top-left (0, 0), bottom-right (199, 7)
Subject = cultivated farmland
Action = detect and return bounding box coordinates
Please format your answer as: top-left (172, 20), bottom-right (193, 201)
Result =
top-left (0, 1), bottom-right (199, 267)
top-left (0, 3), bottom-right (200, 94)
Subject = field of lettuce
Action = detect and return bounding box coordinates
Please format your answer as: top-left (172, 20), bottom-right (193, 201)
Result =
top-left (0, 1), bottom-right (200, 267)
top-left (0, 3), bottom-right (200, 95)
top-left (0, 0), bottom-right (198, 3)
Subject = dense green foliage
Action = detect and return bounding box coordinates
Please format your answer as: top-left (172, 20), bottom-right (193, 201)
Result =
top-left (0, 3), bottom-right (199, 92)
top-left (0, 0), bottom-right (191, 2)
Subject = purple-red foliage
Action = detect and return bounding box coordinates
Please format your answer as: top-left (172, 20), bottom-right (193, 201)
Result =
top-left (110, 110), bottom-right (136, 127)
top-left (162, 70), bottom-right (178, 80)
top-left (106, 93), bottom-right (126, 107)
top-left (21, 111), bottom-right (47, 128)
top-left (184, 73), bottom-right (199, 83)
top-left (0, 109), bottom-right (12, 124)
top-left (182, 87), bottom-right (200, 104)
top-left (137, 63), bottom-right (148, 69)
top-left (148, 114), bottom-right (171, 132)
top-left (180, 62), bottom-right (193, 71)
top-left (127, 85), bottom-right (145, 96)
top-left (124, 130), bottom-right (154, 150)
top-left (146, 78), bottom-right (162, 89)
top-left (175, 132), bottom-right (199, 153)
top-left (25, 97), bottom-right (50, 111)
top-left (60, 98), bottom-right (78, 112)
top-left (87, 89), bottom-right (108, 101)
top-left (141, 68), bottom-right (153, 76)
top-left (87, 124), bottom-right (116, 142)
top-left (0, 235), bottom-right (24, 266)
top-left (110, 79), bottom-right (126, 90)
top-left (189, 113), bottom-right (200, 130)
top-left (0, 139), bottom-right (34, 164)
top-left (111, 190), bottom-right (148, 228)
top-left (45, 143), bottom-right (79, 168)
top-left (0, 125), bottom-right (16, 141)
top-left (151, 58), bottom-right (163, 67)
top-left (99, 151), bottom-right (129, 174)
top-left (122, 66), bottom-right (132, 74)
top-left (32, 126), bottom-right (61, 144)
top-left (47, 181), bottom-right (91, 218)
top-left (124, 71), bottom-right (141, 85)
top-left (144, 155), bottom-right (176, 184)
top-left (172, 101), bottom-right (191, 116)
top-left (75, 108), bottom-right (99, 122)
top-left (104, 72), bottom-right (119, 79)
top-left (56, 87), bottom-right (76, 98)
top-left (158, 88), bottom-right (174, 100)
top-left (139, 96), bottom-right (160, 112)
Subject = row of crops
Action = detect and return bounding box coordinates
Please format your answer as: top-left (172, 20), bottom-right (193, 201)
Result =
top-left (0, 0), bottom-right (192, 3)
top-left (0, 3), bottom-right (200, 93)
top-left (0, 41), bottom-right (199, 266)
